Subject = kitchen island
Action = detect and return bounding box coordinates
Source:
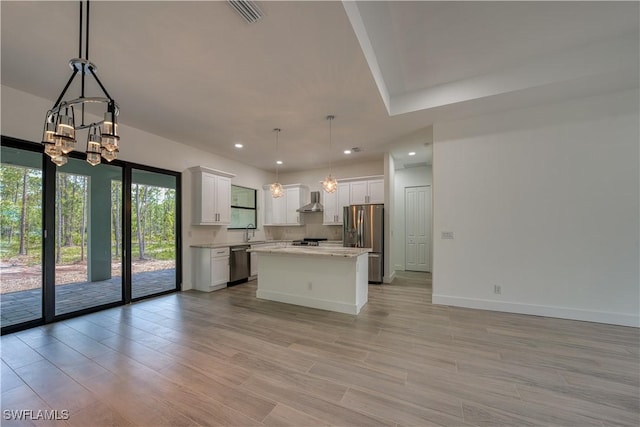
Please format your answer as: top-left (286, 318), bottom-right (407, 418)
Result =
top-left (249, 245), bottom-right (370, 314)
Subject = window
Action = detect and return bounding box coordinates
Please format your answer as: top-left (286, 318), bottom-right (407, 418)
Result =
top-left (229, 185), bottom-right (256, 229)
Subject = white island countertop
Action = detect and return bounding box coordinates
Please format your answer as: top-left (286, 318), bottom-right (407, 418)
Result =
top-left (248, 245), bottom-right (370, 258)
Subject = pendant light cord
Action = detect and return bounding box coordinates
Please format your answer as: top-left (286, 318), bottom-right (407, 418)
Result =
top-left (327, 115), bottom-right (334, 176)
top-left (274, 128), bottom-right (281, 181)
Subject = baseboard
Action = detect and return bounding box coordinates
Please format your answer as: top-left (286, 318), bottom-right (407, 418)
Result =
top-left (256, 289), bottom-right (361, 315)
top-left (383, 270), bottom-right (396, 283)
top-left (432, 294), bottom-right (639, 327)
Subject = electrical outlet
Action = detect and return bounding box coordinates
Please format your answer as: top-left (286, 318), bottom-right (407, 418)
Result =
top-left (441, 231), bottom-right (454, 239)
top-left (494, 285), bottom-right (502, 295)
top-left (307, 282), bottom-right (313, 290)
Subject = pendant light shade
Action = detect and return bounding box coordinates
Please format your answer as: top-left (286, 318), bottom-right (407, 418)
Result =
top-left (270, 182), bottom-right (284, 198)
top-left (321, 175), bottom-right (337, 193)
top-left (270, 128), bottom-right (284, 198)
top-left (321, 115), bottom-right (337, 194)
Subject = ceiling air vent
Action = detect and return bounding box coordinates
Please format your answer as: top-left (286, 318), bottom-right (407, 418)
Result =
top-left (227, 0), bottom-right (263, 24)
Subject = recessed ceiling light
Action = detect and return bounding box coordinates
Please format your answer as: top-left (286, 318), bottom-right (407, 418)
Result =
top-left (276, 160), bottom-right (283, 165)
top-left (234, 143), bottom-right (243, 148)
top-left (408, 151), bottom-right (416, 156)
top-left (344, 150), bottom-right (351, 154)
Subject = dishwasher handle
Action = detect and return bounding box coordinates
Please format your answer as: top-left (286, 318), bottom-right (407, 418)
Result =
top-left (231, 247), bottom-right (249, 252)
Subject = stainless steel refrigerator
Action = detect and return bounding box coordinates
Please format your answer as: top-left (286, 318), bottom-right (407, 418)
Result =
top-left (343, 204), bottom-right (384, 283)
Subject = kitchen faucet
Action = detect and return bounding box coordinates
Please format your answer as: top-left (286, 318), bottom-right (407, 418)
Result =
top-left (245, 224), bottom-right (255, 242)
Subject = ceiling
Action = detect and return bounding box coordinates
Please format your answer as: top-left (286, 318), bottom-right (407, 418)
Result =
top-left (2, 1), bottom-right (638, 172)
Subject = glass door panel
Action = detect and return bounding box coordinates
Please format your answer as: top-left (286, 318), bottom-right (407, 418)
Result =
top-left (0, 147), bottom-right (43, 328)
top-left (55, 158), bottom-right (122, 316)
top-left (131, 169), bottom-right (177, 299)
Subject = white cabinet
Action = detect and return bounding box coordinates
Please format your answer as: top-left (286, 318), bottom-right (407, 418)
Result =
top-left (323, 182), bottom-right (350, 225)
top-left (263, 184), bottom-right (309, 226)
top-left (190, 166), bottom-right (235, 225)
top-left (285, 186), bottom-right (304, 225)
top-left (192, 247), bottom-right (230, 292)
top-left (349, 177), bottom-right (384, 204)
top-left (367, 179), bottom-right (385, 204)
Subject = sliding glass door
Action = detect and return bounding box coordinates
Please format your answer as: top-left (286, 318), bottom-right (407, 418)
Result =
top-left (1, 137), bottom-right (181, 335)
top-left (54, 158), bottom-right (123, 316)
top-left (0, 146), bottom-right (43, 328)
top-left (131, 168), bottom-right (178, 299)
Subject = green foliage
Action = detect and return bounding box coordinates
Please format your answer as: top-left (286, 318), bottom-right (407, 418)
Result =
top-left (1, 163), bottom-right (176, 265)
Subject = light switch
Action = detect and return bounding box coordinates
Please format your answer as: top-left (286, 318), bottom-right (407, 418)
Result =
top-left (441, 231), bottom-right (454, 239)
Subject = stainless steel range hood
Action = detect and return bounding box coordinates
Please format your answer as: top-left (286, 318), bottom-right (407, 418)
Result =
top-left (297, 191), bottom-right (323, 212)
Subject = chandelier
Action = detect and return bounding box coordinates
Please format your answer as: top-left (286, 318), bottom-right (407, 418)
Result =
top-left (321, 115), bottom-right (337, 193)
top-left (270, 128), bottom-right (284, 198)
top-left (42, 0), bottom-right (120, 167)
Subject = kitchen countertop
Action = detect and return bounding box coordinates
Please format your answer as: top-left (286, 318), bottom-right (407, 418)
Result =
top-left (190, 240), bottom-right (291, 249)
top-left (249, 245), bottom-right (370, 258)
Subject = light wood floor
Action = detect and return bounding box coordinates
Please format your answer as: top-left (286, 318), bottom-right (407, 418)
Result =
top-left (2, 272), bottom-right (638, 426)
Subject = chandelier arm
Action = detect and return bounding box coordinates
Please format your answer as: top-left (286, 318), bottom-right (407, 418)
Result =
top-left (52, 69), bottom-right (79, 110)
top-left (50, 97), bottom-right (119, 116)
top-left (85, 1), bottom-right (90, 60)
top-left (87, 66), bottom-right (113, 101)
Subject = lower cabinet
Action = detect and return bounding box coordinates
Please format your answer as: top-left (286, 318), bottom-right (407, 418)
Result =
top-left (192, 247), bottom-right (230, 292)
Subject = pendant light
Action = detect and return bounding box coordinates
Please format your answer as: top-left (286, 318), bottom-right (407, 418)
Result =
top-left (270, 128), bottom-right (284, 198)
top-left (42, 0), bottom-right (120, 167)
top-left (321, 115), bottom-right (337, 193)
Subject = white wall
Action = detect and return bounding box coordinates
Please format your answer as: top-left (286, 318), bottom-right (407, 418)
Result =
top-left (392, 165), bottom-right (432, 271)
top-left (277, 159), bottom-right (383, 192)
top-left (1, 85), bottom-right (272, 290)
top-left (383, 153), bottom-right (395, 283)
top-left (432, 88), bottom-right (640, 327)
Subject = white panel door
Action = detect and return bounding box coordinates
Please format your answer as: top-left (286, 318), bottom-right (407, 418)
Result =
top-left (405, 186), bottom-right (431, 272)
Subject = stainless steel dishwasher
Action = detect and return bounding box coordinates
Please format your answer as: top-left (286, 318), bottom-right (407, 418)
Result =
top-left (228, 245), bottom-right (250, 285)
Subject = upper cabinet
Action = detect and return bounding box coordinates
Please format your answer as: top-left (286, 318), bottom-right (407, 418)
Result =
top-left (190, 166), bottom-right (235, 225)
top-left (348, 176), bottom-right (385, 205)
top-left (323, 176), bottom-right (384, 225)
top-left (263, 184), bottom-right (309, 226)
top-left (323, 182), bottom-right (350, 225)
